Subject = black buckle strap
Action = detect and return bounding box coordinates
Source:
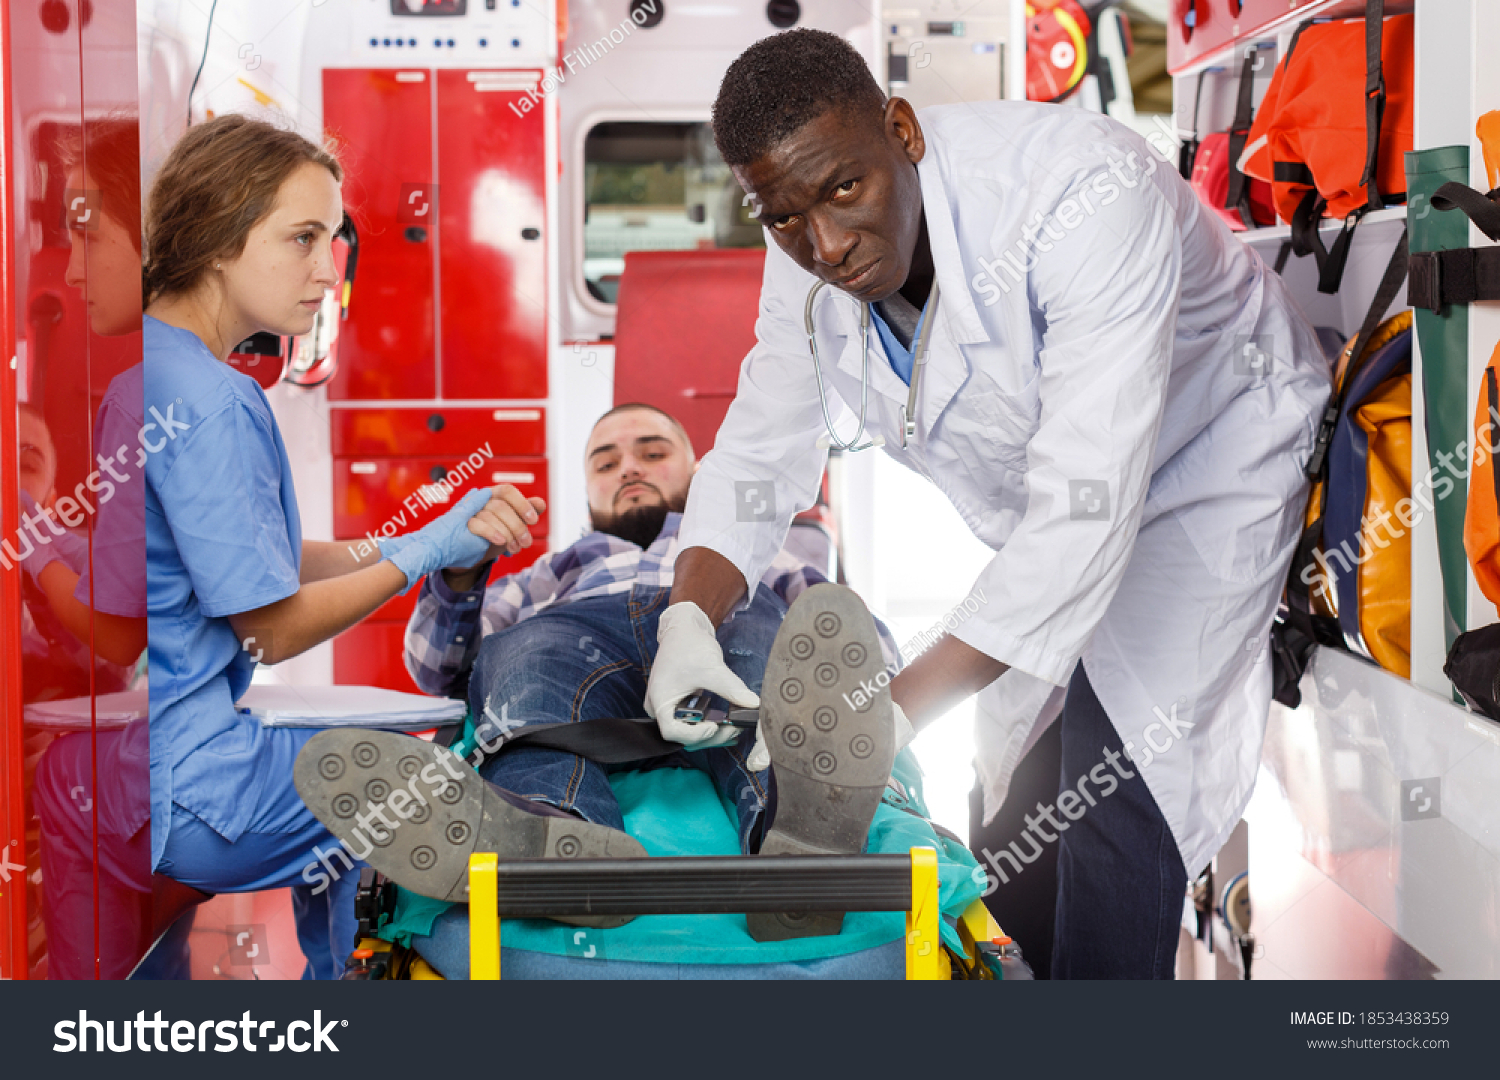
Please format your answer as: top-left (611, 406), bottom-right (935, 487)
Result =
top-left (1361, 0), bottom-right (1386, 213)
top-left (1179, 72), bottom-right (1207, 180)
top-left (1304, 223), bottom-right (1408, 478)
top-left (1407, 248), bottom-right (1500, 311)
top-left (1430, 180), bottom-right (1500, 241)
top-left (1226, 46), bottom-right (1260, 228)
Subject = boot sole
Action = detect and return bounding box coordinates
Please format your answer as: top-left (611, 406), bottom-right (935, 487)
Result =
top-left (293, 729), bottom-right (646, 925)
top-left (748, 583), bottom-right (895, 941)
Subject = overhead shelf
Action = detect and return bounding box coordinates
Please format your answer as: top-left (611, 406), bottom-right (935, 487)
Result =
top-left (1235, 205), bottom-right (1408, 248)
top-left (1170, 0), bottom-right (1416, 77)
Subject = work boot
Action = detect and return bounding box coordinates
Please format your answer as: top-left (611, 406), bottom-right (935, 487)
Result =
top-left (747, 583), bottom-right (896, 942)
top-left (293, 729), bottom-right (646, 928)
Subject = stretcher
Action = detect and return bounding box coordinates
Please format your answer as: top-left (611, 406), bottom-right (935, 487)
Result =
top-left (344, 853), bottom-right (1019, 981)
top-left (336, 723), bottom-right (1029, 981)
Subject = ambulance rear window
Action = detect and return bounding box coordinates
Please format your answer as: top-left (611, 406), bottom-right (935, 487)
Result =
top-left (582, 121), bottom-right (764, 305)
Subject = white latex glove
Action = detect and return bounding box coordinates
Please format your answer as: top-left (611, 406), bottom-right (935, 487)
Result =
top-left (645, 602), bottom-right (760, 747)
top-left (745, 700), bottom-right (914, 774)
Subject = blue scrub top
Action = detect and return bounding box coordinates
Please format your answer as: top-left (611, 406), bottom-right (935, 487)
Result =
top-left (144, 315), bottom-right (302, 869)
top-left (869, 302), bottom-right (929, 387)
top-left (77, 363), bottom-right (147, 619)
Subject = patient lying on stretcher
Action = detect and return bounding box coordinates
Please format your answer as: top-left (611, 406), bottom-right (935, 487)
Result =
top-left (294, 403), bottom-right (910, 945)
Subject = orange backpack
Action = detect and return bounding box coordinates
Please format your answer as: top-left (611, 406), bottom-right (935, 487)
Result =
top-left (1467, 341), bottom-right (1500, 607)
top-left (1241, 0), bottom-right (1414, 293)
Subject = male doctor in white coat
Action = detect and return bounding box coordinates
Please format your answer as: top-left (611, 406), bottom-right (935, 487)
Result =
top-left (643, 28), bottom-right (1331, 977)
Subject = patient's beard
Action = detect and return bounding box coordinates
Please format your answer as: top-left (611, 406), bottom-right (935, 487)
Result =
top-left (593, 492), bottom-right (685, 549)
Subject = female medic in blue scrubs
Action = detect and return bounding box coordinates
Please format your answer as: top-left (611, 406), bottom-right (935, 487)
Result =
top-left (141, 115), bottom-right (546, 978)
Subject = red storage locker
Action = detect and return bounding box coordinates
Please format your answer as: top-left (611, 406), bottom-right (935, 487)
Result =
top-left (1168, 0), bottom-right (1323, 73)
top-left (323, 69), bottom-right (437, 400)
top-left (334, 622), bottom-right (426, 695)
top-left (333, 455), bottom-right (550, 541)
top-left (331, 405), bottom-right (545, 458)
top-left (1167, 0), bottom-right (1233, 73)
top-left (435, 70), bottom-right (548, 400)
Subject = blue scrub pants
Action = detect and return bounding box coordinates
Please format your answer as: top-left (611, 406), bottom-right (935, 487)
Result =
top-left (155, 727), bottom-right (363, 981)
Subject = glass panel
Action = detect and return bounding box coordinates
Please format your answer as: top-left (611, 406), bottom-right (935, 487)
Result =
top-left (3, 0), bottom-right (148, 980)
top-left (582, 121), bottom-right (763, 305)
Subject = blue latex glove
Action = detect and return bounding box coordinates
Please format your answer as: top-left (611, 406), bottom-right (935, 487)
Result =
top-left (16, 490), bottom-right (89, 587)
top-left (375, 533), bottom-right (415, 564)
top-left (387, 487), bottom-right (494, 594)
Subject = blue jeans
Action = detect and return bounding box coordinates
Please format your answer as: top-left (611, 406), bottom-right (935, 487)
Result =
top-left (467, 584), bottom-right (783, 854)
top-left (1052, 663), bottom-right (1187, 979)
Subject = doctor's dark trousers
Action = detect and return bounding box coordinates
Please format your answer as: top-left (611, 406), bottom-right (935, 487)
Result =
top-left (975, 663), bottom-right (1188, 979)
top-left (1055, 663), bottom-right (1188, 978)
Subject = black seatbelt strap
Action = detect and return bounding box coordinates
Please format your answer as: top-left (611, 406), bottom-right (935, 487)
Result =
top-left (1179, 72), bottom-right (1206, 180)
top-left (1490, 367), bottom-right (1500, 515)
top-left (1361, 0), bottom-right (1386, 214)
top-left (467, 713), bottom-right (685, 765)
top-left (1430, 181), bottom-right (1500, 240)
top-left (1274, 240), bottom-right (1294, 275)
top-left (1408, 182), bottom-right (1500, 310)
top-left (1226, 45), bottom-right (1260, 229)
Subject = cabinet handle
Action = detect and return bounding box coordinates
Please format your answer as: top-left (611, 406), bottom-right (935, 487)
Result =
top-left (521, 227), bottom-right (540, 240)
top-left (430, 465), bottom-right (449, 481)
top-left (350, 462), bottom-right (377, 475)
top-left (405, 226), bottom-right (428, 243)
top-left (427, 413), bottom-right (445, 432)
top-left (491, 409), bottom-right (542, 422)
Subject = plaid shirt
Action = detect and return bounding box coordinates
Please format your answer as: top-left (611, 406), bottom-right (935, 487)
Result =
top-left (404, 512), bottom-right (895, 697)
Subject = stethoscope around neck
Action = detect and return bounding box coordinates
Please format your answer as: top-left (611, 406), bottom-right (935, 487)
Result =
top-left (803, 276), bottom-right (941, 452)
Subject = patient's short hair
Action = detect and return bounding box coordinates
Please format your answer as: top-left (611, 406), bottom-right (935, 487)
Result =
top-left (591, 403), bottom-right (695, 458)
top-left (712, 29), bottom-right (886, 167)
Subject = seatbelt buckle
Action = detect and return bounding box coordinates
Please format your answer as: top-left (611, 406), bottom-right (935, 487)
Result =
top-left (1407, 251), bottom-right (1440, 311)
top-left (1305, 401), bottom-right (1341, 479)
top-left (674, 692), bottom-right (759, 728)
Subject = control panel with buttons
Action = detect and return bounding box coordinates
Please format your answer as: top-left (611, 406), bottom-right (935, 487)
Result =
top-left (344, 0), bottom-right (553, 65)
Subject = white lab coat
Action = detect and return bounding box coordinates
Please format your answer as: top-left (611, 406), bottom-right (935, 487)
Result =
top-left (679, 101), bottom-right (1332, 877)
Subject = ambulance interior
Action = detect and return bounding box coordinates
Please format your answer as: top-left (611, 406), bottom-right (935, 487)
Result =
top-left (2, 0), bottom-right (1497, 981)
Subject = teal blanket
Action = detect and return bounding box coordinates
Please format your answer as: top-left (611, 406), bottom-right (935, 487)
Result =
top-left (376, 749), bottom-right (984, 965)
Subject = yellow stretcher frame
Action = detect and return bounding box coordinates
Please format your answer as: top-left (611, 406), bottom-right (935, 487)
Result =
top-left (466, 846), bottom-right (1003, 981)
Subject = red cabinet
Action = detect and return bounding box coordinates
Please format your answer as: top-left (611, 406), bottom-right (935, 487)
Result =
top-left (1167, 0), bottom-right (1323, 73)
top-left (330, 405), bottom-right (550, 691)
top-left (331, 404), bottom-right (544, 458)
top-left (323, 69), bottom-right (437, 400)
top-left (322, 68), bottom-right (548, 401)
top-left (437, 70), bottom-right (548, 399)
top-left (322, 68), bottom-right (552, 691)
top-left (334, 456), bottom-right (550, 540)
